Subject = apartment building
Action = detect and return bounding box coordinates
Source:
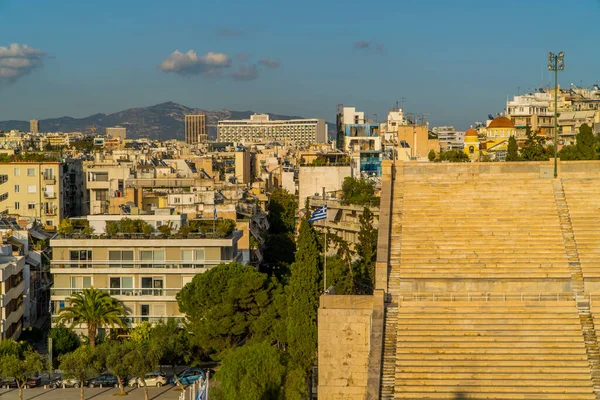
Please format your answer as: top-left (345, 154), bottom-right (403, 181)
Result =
top-left (218, 114), bottom-right (327, 145)
top-left (0, 162), bottom-right (62, 229)
top-left (0, 244), bottom-right (26, 340)
top-left (106, 126), bottom-right (127, 140)
top-left (83, 161), bottom-right (131, 215)
top-left (185, 114), bottom-right (207, 145)
top-left (50, 231), bottom-right (242, 326)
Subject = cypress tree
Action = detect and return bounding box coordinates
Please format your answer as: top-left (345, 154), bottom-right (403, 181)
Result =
top-left (506, 135), bottom-right (520, 161)
top-left (576, 123), bottom-right (596, 160)
top-left (285, 218), bottom-right (322, 399)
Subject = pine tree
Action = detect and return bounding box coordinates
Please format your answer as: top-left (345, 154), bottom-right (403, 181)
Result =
top-left (285, 218), bottom-right (322, 398)
top-left (506, 135), bottom-right (520, 161)
top-left (575, 123), bottom-right (596, 160)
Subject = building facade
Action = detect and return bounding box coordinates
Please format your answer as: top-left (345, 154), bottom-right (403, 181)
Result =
top-left (0, 162), bottom-right (62, 228)
top-left (50, 232), bottom-right (242, 327)
top-left (106, 127), bottom-right (127, 140)
top-left (0, 245), bottom-right (25, 340)
top-left (185, 114), bottom-right (207, 145)
top-left (30, 120), bottom-right (39, 134)
top-left (218, 114), bottom-right (326, 145)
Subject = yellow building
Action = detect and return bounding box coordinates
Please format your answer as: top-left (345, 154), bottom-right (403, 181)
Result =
top-left (463, 128), bottom-right (480, 161)
top-left (0, 161), bottom-right (62, 228)
top-left (481, 116), bottom-right (517, 161)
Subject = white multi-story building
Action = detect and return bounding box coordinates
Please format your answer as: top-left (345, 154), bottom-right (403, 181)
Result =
top-left (217, 114), bottom-right (327, 145)
top-left (433, 126), bottom-right (465, 151)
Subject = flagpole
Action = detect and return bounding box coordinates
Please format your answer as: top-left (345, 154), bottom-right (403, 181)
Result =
top-left (322, 187), bottom-right (327, 293)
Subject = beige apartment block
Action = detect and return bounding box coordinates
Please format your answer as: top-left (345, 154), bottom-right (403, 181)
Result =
top-left (106, 126), bottom-right (126, 140)
top-left (50, 233), bottom-right (241, 327)
top-left (185, 114), bottom-right (207, 145)
top-left (0, 162), bottom-right (62, 229)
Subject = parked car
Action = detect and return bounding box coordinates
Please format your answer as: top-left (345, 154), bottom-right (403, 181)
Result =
top-left (86, 373), bottom-right (123, 388)
top-left (0, 377), bottom-right (41, 389)
top-left (128, 372), bottom-right (167, 387)
top-left (49, 378), bottom-right (81, 388)
top-left (170, 369), bottom-right (205, 386)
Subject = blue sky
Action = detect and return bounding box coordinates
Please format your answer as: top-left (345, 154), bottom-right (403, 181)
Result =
top-left (0, 0), bottom-right (599, 129)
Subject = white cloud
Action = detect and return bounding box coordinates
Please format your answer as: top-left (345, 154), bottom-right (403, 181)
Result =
top-left (258, 58), bottom-right (280, 69)
top-left (0, 43), bottom-right (45, 84)
top-left (230, 65), bottom-right (258, 81)
top-left (160, 50), bottom-right (232, 76)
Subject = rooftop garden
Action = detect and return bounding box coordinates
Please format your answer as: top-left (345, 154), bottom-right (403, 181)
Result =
top-left (0, 152), bottom-right (61, 162)
top-left (57, 217), bottom-right (237, 239)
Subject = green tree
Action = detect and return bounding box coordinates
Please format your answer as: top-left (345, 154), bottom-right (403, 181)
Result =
top-left (216, 342), bottom-right (286, 400)
top-left (268, 189), bottom-right (298, 235)
top-left (575, 123), bottom-right (596, 160)
top-left (342, 177), bottom-right (379, 206)
top-left (59, 346), bottom-right (102, 400)
top-left (177, 262), bottom-right (286, 360)
top-left (125, 340), bottom-right (163, 400)
top-left (505, 135), bottom-right (520, 161)
top-left (150, 319), bottom-right (190, 371)
top-left (0, 342), bottom-right (43, 400)
top-left (58, 218), bottom-right (74, 235)
top-left (99, 341), bottom-right (134, 395)
top-left (130, 321), bottom-right (153, 343)
top-left (48, 325), bottom-right (80, 367)
top-left (285, 218), bottom-right (322, 398)
top-left (265, 189), bottom-right (298, 275)
top-left (324, 255), bottom-right (354, 295)
top-left (521, 125), bottom-right (549, 161)
top-left (428, 149), bottom-right (436, 162)
top-left (438, 149), bottom-right (469, 162)
top-left (56, 287), bottom-right (127, 348)
top-left (355, 207), bottom-right (378, 294)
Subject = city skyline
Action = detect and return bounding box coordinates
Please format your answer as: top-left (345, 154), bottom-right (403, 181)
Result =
top-left (1, 0), bottom-right (599, 129)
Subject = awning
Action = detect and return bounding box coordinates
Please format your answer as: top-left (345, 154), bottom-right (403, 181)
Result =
top-left (29, 229), bottom-right (54, 240)
top-left (25, 255), bottom-right (40, 268)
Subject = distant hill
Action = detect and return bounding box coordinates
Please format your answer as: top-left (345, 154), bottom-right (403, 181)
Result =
top-left (0, 102), bottom-right (335, 141)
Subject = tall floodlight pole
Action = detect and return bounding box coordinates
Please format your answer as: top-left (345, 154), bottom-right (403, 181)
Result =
top-left (548, 51), bottom-right (565, 178)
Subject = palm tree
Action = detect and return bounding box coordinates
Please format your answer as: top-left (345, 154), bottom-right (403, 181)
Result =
top-left (57, 287), bottom-right (127, 348)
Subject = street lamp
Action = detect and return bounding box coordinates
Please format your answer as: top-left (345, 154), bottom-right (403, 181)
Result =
top-left (548, 51), bottom-right (565, 178)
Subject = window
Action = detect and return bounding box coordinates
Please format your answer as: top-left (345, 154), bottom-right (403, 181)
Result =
top-left (141, 277), bottom-right (164, 295)
top-left (140, 249), bottom-right (165, 268)
top-left (181, 249), bottom-right (205, 267)
top-left (46, 220), bottom-right (53, 227)
top-left (27, 168), bottom-right (35, 177)
top-left (14, 184), bottom-right (19, 193)
top-left (108, 250), bottom-right (134, 268)
top-left (69, 250), bottom-right (93, 267)
top-left (14, 202), bottom-right (19, 210)
top-left (70, 276), bottom-right (92, 290)
top-left (44, 168), bottom-right (53, 180)
top-left (13, 168), bottom-right (20, 177)
top-left (109, 276), bottom-right (133, 295)
top-left (28, 202), bottom-right (36, 210)
top-left (27, 185), bottom-right (36, 193)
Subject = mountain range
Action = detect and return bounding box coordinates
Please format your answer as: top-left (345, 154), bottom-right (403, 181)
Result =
top-left (0, 102), bottom-right (334, 141)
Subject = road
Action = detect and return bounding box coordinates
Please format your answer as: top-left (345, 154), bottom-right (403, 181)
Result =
top-left (0, 385), bottom-right (182, 400)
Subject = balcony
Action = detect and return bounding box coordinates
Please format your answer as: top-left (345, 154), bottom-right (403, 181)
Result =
top-left (51, 287), bottom-right (180, 299)
top-left (43, 175), bottom-right (56, 184)
top-left (51, 315), bottom-right (183, 327)
top-left (44, 191), bottom-right (57, 199)
top-left (51, 255), bottom-right (241, 271)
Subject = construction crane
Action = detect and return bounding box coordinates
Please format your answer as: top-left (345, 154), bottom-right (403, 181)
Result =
top-left (86, 125), bottom-right (97, 135)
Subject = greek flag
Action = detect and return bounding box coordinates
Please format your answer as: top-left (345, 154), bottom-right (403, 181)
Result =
top-left (213, 204), bottom-right (218, 220)
top-left (308, 205), bottom-right (327, 223)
